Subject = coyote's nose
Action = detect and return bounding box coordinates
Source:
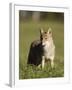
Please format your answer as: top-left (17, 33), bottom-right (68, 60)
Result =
top-left (42, 43), bottom-right (45, 47)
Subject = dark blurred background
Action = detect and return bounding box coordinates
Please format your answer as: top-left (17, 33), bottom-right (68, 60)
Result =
top-left (19, 11), bottom-right (64, 22)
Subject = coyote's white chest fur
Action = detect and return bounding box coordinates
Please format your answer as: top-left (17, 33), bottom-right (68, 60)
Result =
top-left (27, 27), bottom-right (55, 69)
top-left (43, 39), bottom-right (55, 60)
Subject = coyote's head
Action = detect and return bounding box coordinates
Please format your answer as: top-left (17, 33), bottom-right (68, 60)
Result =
top-left (40, 28), bottom-right (52, 47)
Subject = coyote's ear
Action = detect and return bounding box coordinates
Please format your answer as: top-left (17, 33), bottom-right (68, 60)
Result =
top-left (40, 28), bottom-right (44, 34)
top-left (48, 28), bottom-right (52, 35)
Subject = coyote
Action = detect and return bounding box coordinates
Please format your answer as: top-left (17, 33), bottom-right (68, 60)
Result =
top-left (27, 28), bottom-right (55, 69)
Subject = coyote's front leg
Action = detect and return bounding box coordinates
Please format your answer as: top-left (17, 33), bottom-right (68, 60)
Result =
top-left (51, 59), bottom-right (54, 68)
top-left (50, 55), bottom-right (55, 68)
top-left (42, 56), bottom-right (45, 69)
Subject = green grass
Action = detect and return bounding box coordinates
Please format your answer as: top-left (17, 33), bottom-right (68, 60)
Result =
top-left (19, 20), bottom-right (64, 79)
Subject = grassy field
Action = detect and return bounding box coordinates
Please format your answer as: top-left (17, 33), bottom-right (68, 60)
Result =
top-left (19, 20), bottom-right (64, 79)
